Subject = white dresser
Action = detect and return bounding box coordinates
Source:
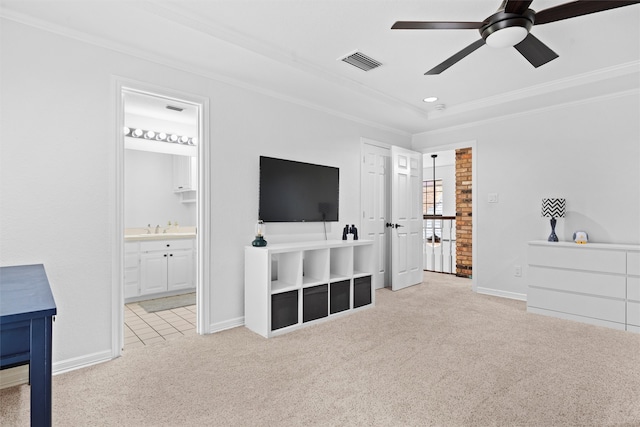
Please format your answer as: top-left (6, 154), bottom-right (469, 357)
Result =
top-left (527, 241), bottom-right (640, 332)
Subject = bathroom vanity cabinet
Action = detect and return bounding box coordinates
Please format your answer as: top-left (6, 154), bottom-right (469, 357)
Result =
top-left (124, 237), bottom-right (195, 302)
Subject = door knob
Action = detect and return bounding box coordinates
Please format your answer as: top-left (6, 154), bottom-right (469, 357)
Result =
top-left (386, 223), bottom-right (404, 229)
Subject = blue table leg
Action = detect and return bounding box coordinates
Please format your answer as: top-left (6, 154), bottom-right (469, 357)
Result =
top-left (29, 316), bottom-right (53, 427)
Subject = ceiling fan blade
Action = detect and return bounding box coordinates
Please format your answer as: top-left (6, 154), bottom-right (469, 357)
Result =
top-left (392, 21), bottom-right (484, 30)
top-left (514, 33), bottom-right (559, 68)
top-left (504, 0), bottom-right (533, 14)
top-left (534, 0), bottom-right (640, 25)
top-left (425, 39), bottom-right (485, 75)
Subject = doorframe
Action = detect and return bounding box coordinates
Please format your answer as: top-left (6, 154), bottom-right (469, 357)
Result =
top-left (111, 76), bottom-right (211, 357)
top-left (418, 140), bottom-right (478, 292)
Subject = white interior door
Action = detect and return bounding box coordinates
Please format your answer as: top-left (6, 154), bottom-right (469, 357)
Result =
top-left (391, 146), bottom-right (423, 291)
top-left (360, 143), bottom-right (390, 289)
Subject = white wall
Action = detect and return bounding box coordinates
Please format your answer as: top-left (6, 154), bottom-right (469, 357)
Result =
top-left (124, 150), bottom-right (196, 228)
top-left (413, 92), bottom-right (640, 298)
top-left (0, 19), bottom-right (410, 369)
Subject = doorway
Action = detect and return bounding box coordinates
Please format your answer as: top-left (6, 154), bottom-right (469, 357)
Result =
top-left (421, 142), bottom-right (477, 291)
top-left (113, 79), bottom-right (210, 357)
top-left (422, 150), bottom-right (457, 274)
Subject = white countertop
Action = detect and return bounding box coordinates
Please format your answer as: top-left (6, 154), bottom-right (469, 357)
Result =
top-left (125, 226), bottom-right (196, 242)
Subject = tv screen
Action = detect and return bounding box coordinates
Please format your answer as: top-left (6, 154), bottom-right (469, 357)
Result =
top-left (259, 156), bottom-right (339, 222)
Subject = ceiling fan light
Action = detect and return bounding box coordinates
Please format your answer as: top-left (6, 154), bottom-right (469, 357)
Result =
top-left (485, 26), bottom-right (528, 48)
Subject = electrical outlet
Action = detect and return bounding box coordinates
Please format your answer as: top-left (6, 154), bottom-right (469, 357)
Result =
top-left (514, 265), bottom-right (522, 277)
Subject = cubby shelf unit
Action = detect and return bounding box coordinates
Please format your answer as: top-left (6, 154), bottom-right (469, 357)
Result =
top-left (244, 240), bottom-right (374, 338)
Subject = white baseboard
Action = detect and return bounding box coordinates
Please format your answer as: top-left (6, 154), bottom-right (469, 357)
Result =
top-left (52, 349), bottom-right (113, 376)
top-left (476, 287), bottom-right (527, 301)
top-left (0, 350), bottom-right (113, 389)
top-left (209, 316), bottom-right (244, 333)
top-left (0, 365), bottom-right (29, 389)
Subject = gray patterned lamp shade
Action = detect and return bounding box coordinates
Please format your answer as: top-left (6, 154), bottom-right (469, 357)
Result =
top-left (541, 198), bottom-right (566, 218)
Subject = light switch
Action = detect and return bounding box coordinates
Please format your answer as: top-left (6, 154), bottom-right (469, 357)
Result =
top-left (488, 193), bottom-right (499, 203)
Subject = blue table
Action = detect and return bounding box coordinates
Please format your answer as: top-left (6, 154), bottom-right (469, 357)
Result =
top-left (1, 264), bottom-right (57, 427)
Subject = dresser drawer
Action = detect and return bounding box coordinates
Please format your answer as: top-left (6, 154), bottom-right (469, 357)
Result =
top-left (628, 277), bottom-right (640, 302)
top-left (627, 301), bottom-right (640, 327)
top-left (529, 266), bottom-right (625, 299)
top-left (628, 252), bottom-right (640, 276)
top-left (528, 245), bottom-right (626, 274)
top-left (528, 287), bottom-right (625, 324)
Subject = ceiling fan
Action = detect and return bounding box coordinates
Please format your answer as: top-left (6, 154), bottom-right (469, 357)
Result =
top-left (391, 0), bottom-right (640, 75)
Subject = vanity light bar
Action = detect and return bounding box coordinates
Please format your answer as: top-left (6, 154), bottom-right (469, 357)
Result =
top-left (123, 127), bottom-right (196, 145)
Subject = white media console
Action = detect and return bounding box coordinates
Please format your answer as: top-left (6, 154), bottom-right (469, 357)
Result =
top-left (527, 241), bottom-right (640, 332)
top-left (244, 240), bottom-right (373, 338)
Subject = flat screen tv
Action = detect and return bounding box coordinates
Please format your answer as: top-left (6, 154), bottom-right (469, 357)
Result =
top-left (259, 156), bottom-right (339, 222)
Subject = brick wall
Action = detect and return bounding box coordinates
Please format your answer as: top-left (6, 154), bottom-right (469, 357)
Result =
top-left (455, 148), bottom-right (472, 278)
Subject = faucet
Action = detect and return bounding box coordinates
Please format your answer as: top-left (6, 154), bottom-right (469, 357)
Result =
top-left (155, 224), bottom-right (160, 234)
top-left (146, 224), bottom-right (152, 234)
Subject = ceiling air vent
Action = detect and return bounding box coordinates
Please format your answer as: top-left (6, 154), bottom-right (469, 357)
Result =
top-left (166, 105), bottom-right (184, 112)
top-left (340, 51), bottom-right (382, 72)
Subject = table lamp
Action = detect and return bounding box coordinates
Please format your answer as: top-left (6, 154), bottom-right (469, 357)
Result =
top-left (541, 198), bottom-right (566, 242)
top-left (252, 220), bottom-right (267, 247)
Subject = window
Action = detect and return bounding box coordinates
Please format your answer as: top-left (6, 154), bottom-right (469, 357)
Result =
top-left (423, 179), bottom-right (443, 216)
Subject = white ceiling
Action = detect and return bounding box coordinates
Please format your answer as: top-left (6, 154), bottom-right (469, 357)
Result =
top-left (2, 0), bottom-right (639, 135)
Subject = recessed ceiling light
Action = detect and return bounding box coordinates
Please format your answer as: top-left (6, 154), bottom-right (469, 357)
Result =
top-left (423, 97), bottom-right (438, 103)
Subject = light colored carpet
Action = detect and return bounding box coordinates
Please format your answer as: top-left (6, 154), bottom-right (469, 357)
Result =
top-left (138, 292), bottom-right (196, 313)
top-left (2, 272), bottom-right (640, 426)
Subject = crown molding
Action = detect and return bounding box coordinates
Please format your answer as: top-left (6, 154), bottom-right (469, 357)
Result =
top-left (138, 0), bottom-right (428, 121)
top-left (427, 61), bottom-right (640, 121)
top-left (415, 87), bottom-right (640, 137)
top-left (0, 8), bottom-right (411, 137)
top-left (3, 4), bottom-right (636, 139)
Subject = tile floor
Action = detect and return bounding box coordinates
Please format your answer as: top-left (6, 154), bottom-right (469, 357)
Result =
top-left (124, 301), bottom-right (196, 350)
